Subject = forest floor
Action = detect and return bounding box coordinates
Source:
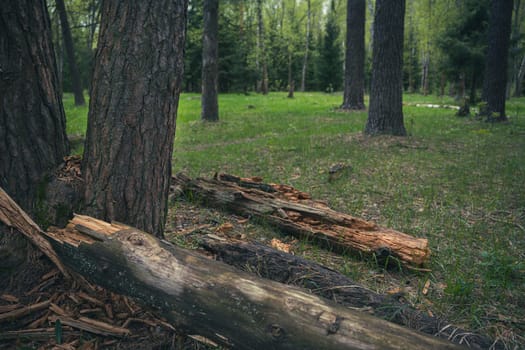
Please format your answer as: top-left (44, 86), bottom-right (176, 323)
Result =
top-left (61, 92), bottom-right (525, 349)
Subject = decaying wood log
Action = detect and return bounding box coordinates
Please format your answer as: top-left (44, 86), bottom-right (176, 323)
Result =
top-left (42, 214), bottom-right (460, 349)
top-left (172, 173), bottom-right (430, 267)
top-left (200, 234), bottom-right (496, 349)
top-left (0, 187), bottom-right (69, 278)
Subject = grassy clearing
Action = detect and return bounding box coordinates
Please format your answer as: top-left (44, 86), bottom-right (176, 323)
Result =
top-left (64, 91), bottom-right (525, 347)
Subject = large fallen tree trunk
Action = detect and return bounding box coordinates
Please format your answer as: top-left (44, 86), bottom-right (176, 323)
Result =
top-left (40, 214), bottom-right (461, 349)
top-left (200, 234), bottom-right (496, 349)
top-left (172, 173), bottom-right (430, 267)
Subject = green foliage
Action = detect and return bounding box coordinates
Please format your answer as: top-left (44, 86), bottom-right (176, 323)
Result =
top-left (317, 0), bottom-right (343, 91)
top-left (436, 0), bottom-right (489, 100)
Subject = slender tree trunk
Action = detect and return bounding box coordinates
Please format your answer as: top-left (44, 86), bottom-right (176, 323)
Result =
top-left (82, 0), bottom-right (188, 237)
top-left (287, 49), bottom-right (294, 98)
top-left (365, 0), bottom-right (406, 136)
top-left (515, 54), bottom-right (525, 97)
top-left (256, 0), bottom-right (268, 94)
top-left (300, 0), bottom-right (311, 92)
top-left (341, 0), bottom-right (366, 110)
top-left (481, 0), bottom-right (513, 120)
top-left (0, 0), bottom-right (69, 287)
top-left (421, 54), bottom-right (430, 95)
top-left (55, 0), bottom-right (85, 106)
top-left (201, 0), bottom-right (219, 122)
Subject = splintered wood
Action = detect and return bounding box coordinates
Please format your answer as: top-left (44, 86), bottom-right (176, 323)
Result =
top-left (172, 173), bottom-right (431, 266)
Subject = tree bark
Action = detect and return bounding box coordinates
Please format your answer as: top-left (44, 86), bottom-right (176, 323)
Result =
top-left (172, 173), bottom-right (430, 266)
top-left (0, 0), bottom-right (70, 286)
top-left (341, 0), bottom-right (366, 110)
top-left (55, 0), bottom-right (85, 106)
top-left (365, 0), bottom-right (406, 136)
top-left (201, 0), bottom-right (219, 122)
top-left (199, 235), bottom-right (497, 349)
top-left (43, 214), bottom-right (461, 350)
top-left (82, 0), bottom-right (188, 237)
top-left (481, 0), bottom-right (513, 120)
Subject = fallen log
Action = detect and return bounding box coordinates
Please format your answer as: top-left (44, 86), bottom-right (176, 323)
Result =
top-left (199, 234), bottom-right (496, 349)
top-left (41, 214), bottom-right (459, 349)
top-left (172, 173), bottom-right (430, 267)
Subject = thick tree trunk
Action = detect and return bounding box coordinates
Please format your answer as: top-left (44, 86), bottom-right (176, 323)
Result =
top-left (82, 0), bottom-right (188, 237)
top-left (200, 235), bottom-right (497, 349)
top-left (365, 0), bottom-right (406, 136)
top-left (481, 0), bottom-right (513, 120)
top-left (55, 0), bottom-right (85, 106)
top-left (201, 0), bottom-right (219, 122)
top-left (0, 0), bottom-right (69, 286)
top-left (172, 174), bottom-right (430, 266)
top-left (341, 0), bottom-right (366, 110)
top-left (43, 214), bottom-right (461, 350)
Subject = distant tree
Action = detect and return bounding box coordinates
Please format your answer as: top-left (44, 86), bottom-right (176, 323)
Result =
top-left (341, 0), bottom-right (366, 110)
top-left (202, 0), bottom-right (219, 121)
top-left (300, 0), bottom-right (311, 92)
top-left (256, 0), bottom-right (269, 94)
top-left (437, 0), bottom-right (489, 102)
top-left (55, 0), bottom-right (85, 105)
top-left (0, 0), bottom-right (69, 285)
top-left (365, 0), bottom-right (406, 135)
top-left (184, 0), bottom-right (203, 92)
top-left (318, 0), bottom-right (343, 92)
top-left (481, 0), bottom-right (513, 121)
top-left (82, 0), bottom-right (187, 237)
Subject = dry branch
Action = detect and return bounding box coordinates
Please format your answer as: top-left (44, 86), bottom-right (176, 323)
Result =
top-left (0, 187), bottom-right (69, 278)
top-left (172, 173), bottom-right (431, 266)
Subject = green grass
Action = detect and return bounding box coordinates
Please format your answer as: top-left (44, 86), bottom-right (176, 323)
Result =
top-left (64, 91), bottom-right (525, 347)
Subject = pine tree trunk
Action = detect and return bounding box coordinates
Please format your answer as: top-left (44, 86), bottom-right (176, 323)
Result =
top-left (0, 0), bottom-right (69, 287)
top-left (481, 0), bottom-right (513, 120)
top-left (82, 0), bottom-right (188, 237)
top-left (341, 0), bottom-right (366, 110)
top-left (201, 0), bottom-right (219, 122)
top-left (55, 0), bottom-right (85, 106)
top-left (365, 0), bottom-right (406, 135)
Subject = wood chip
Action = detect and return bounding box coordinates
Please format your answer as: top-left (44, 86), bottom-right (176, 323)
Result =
top-left (0, 294), bottom-right (19, 303)
top-left (422, 280), bottom-right (431, 296)
top-left (122, 317), bottom-right (157, 328)
top-left (0, 300), bottom-right (50, 321)
top-left (51, 315), bottom-right (131, 337)
top-left (105, 303), bottom-right (114, 319)
top-left (49, 302), bottom-right (69, 317)
top-left (41, 268), bottom-right (59, 281)
top-left (215, 222), bottom-right (234, 233)
top-left (0, 304), bottom-right (20, 313)
top-left (77, 292), bottom-right (104, 307)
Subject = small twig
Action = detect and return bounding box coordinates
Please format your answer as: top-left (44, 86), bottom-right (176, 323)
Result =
top-left (0, 300), bottom-right (50, 322)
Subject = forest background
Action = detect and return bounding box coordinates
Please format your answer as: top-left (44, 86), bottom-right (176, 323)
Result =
top-left (51, 0), bottom-right (525, 101)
